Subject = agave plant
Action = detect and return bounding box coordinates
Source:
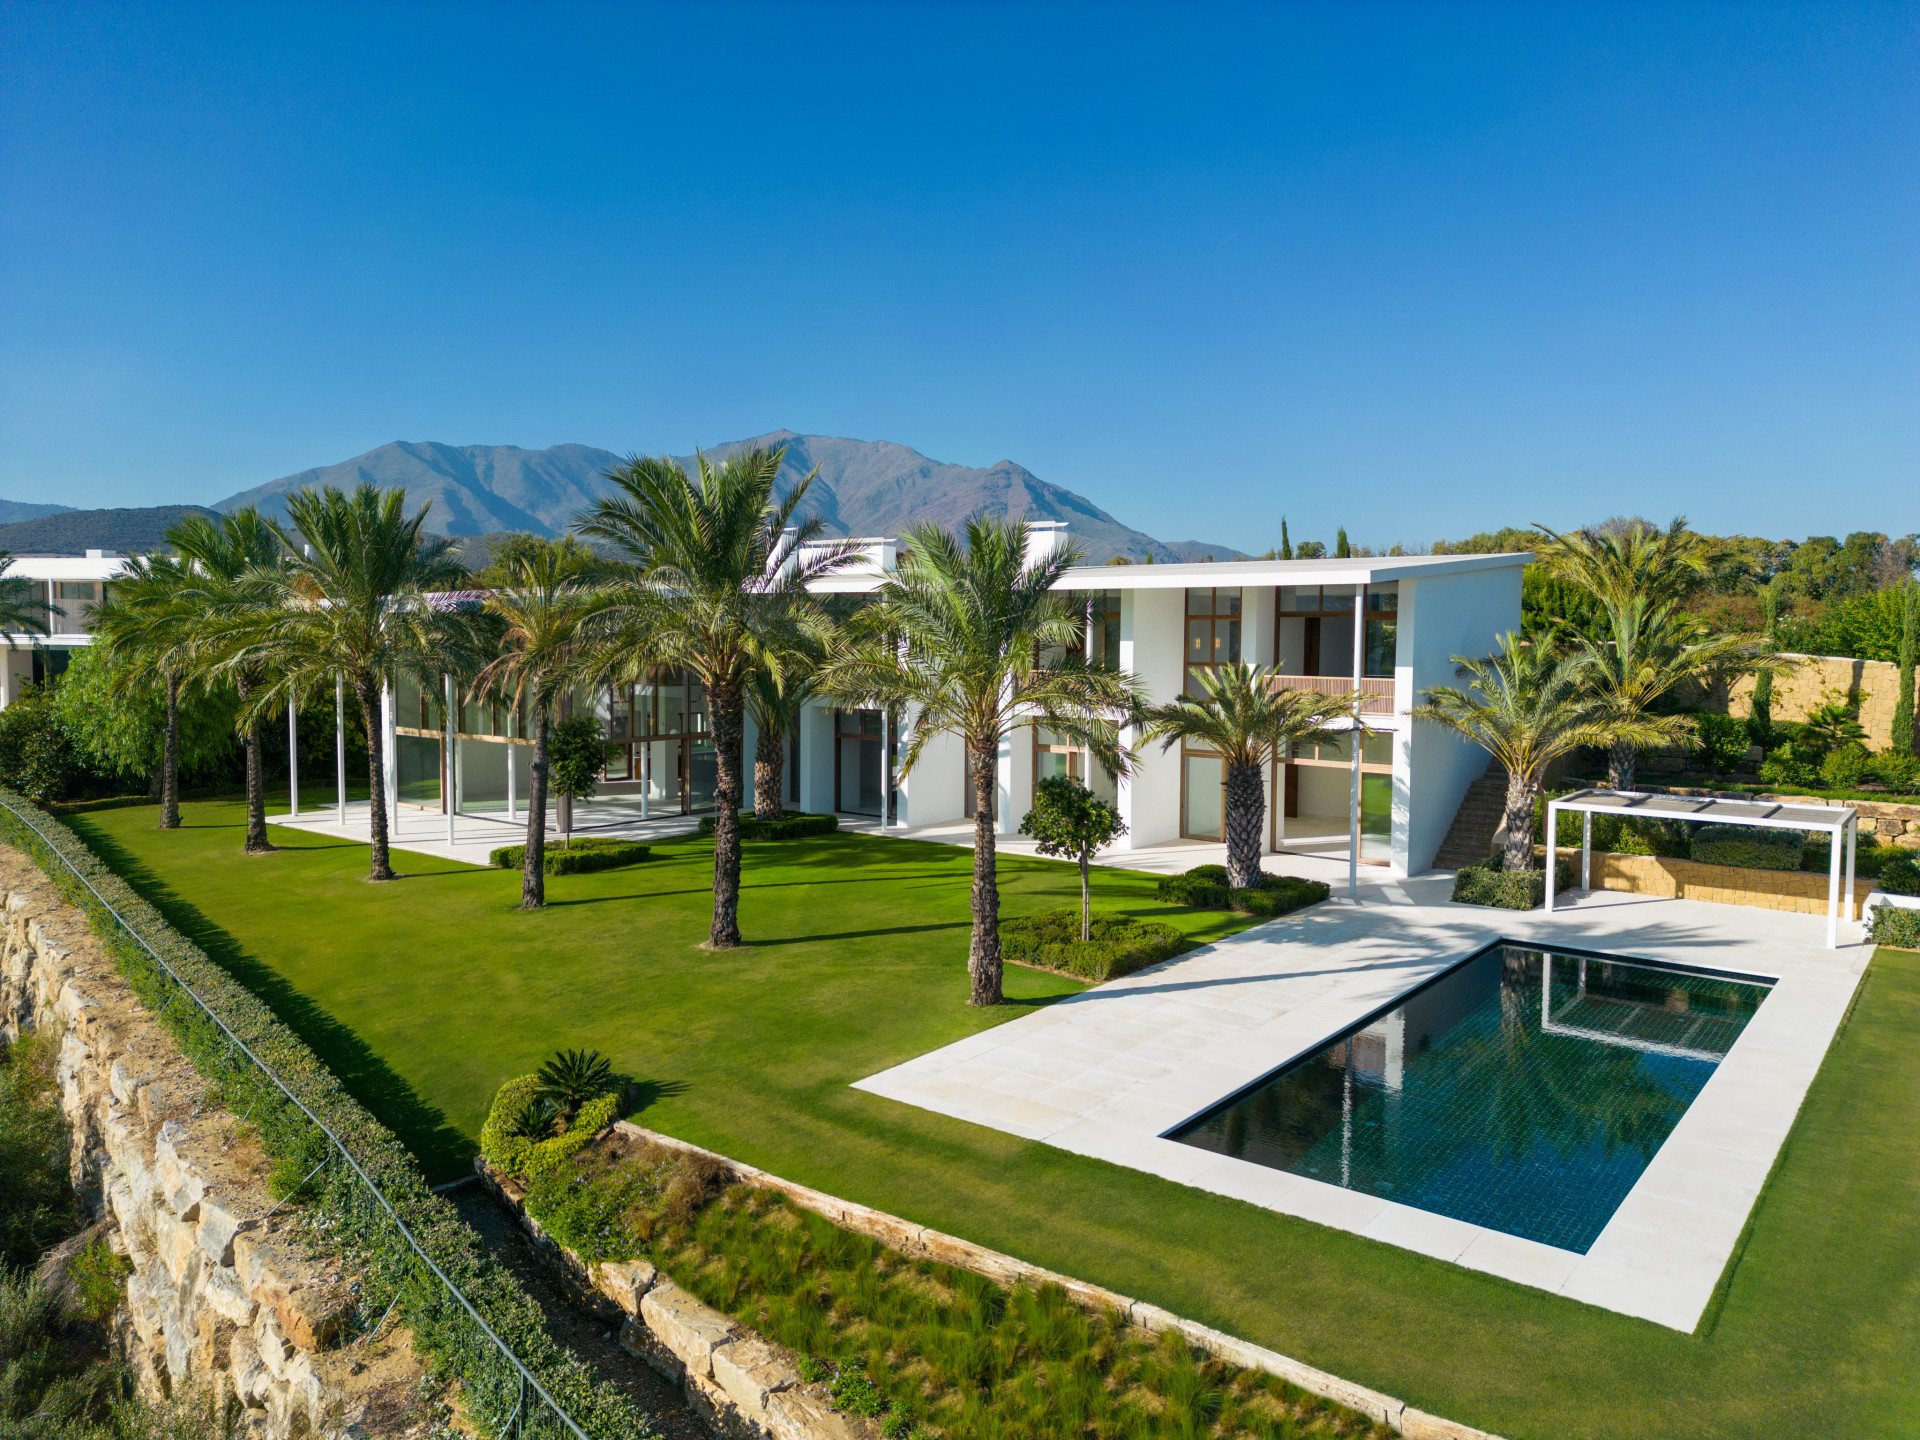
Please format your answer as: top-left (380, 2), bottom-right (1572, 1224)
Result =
top-left (536, 1048), bottom-right (614, 1111)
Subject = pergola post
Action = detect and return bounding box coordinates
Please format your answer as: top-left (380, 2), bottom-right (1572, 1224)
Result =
top-left (1826, 820), bottom-right (1843, 949)
top-left (1845, 815), bottom-right (1857, 938)
top-left (334, 674), bottom-right (346, 825)
top-left (1348, 588), bottom-right (1363, 901)
top-left (1581, 810), bottom-right (1592, 892)
top-left (1544, 798), bottom-right (1559, 913)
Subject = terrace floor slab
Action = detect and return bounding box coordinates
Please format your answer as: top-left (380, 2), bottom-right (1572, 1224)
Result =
top-left (854, 876), bottom-right (1870, 1332)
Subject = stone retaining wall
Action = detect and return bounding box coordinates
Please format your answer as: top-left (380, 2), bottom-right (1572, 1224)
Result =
top-left (1720, 654), bottom-right (1906, 751)
top-left (479, 1123), bottom-right (1504, 1440)
top-left (0, 848), bottom-right (423, 1438)
top-left (1587, 851), bottom-right (1875, 918)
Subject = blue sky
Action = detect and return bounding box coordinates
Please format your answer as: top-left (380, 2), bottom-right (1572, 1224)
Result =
top-left (1, 1), bottom-right (1913, 551)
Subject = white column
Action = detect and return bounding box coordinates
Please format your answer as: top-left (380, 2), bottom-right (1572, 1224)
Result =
top-left (1545, 800), bottom-right (1560, 914)
top-left (380, 678), bottom-right (397, 826)
top-left (288, 698), bottom-right (299, 817)
top-left (1825, 820), bottom-right (1842, 948)
top-left (334, 674), bottom-right (346, 825)
top-left (444, 674), bottom-right (457, 844)
top-left (1844, 814), bottom-right (1857, 941)
top-left (1348, 588), bottom-right (1364, 899)
top-left (1581, 811), bottom-right (1592, 892)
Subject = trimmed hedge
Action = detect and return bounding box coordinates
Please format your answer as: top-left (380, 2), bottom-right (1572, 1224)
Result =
top-left (1452, 857), bottom-right (1577, 910)
top-left (488, 837), bottom-right (650, 874)
top-left (478, 1076), bottom-right (621, 1181)
top-left (1154, 865), bottom-right (1331, 918)
top-left (1878, 853), bottom-right (1920, 897)
top-left (1690, 824), bottom-right (1804, 872)
top-left (999, 908), bottom-right (1191, 981)
top-left (696, 811), bottom-right (838, 841)
top-left (1868, 903), bottom-right (1920, 950)
top-left (0, 789), bottom-right (649, 1440)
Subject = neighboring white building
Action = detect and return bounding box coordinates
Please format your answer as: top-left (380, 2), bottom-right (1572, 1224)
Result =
top-left (385, 528), bottom-right (1528, 879)
top-left (0, 550), bottom-right (132, 707)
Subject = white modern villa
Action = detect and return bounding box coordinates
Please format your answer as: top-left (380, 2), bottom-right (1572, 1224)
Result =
top-left (0, 549), bottom-right (129, 705)
top-left (381, 525), bottom-right (1529, 879)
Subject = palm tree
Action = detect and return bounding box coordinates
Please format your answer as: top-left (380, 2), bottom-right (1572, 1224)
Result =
top-left (167, 512), bottom-right (288, 854)
top-left (823, 515), bottom-right (1140, 1006)
top-left (243, 485), bottom-right (470, 881)
top-left (1575, 595), bottom-right (1774, 790)
top-left (1529, 516), bottom-right (1711, 612)
top-left (89, 551), bottom-right (199, 829)
top-left (473, 542), bottom-right (610, 908)
top-left (0, 551), bottom-right (52, 639)
top-left (745, 662), bottom-right (817, 822)
top-left (1412, 633), bottom-right (1642, 873)
top-left (575, 445), bottom-right (858, 948)
top-left (1136, 664), bottom-right (1361, 890)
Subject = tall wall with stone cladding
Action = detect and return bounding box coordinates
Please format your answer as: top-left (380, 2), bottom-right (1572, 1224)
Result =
top-left (0, 848), bottom-right (423, 1439)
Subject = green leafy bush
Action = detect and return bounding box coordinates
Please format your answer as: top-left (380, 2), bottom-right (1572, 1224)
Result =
top-left (1868, 903), bottom-right (1920, 950)
top-left (1820, 742), bottom-right (1873, 790)
top-left (488, 837), bottom-right (650, 874)
top-left (1154, 866), bottom-right (1331, 918)
top-left (1869, 751), bottom-right (1920, 795)
top-left (696, 811), bottom-right (838, 841)
top-left (1691, 712), bottom-right (1751, 775)
top-left (480, 1075), bottom-right (622, 1181)
top-left (68, 1232), bottom-right (134, 1323)
top-left (0, 1032), bottom-right (80, 1266)
top-left (0, 687), bottom-right (79, 803)
top-left (1000, 908), bottom-right (1190, 981)
top-left (1876, 853), bottom-right (1920, 897)
top-left (1451, 857), bottom-right (1575, 910)
top-left (0, 789), bottom-right (649, 1439)
top-left (830, 1369), bottom-right (891, 1418)
top-left (1691, 824), bottom-right (1805, 872)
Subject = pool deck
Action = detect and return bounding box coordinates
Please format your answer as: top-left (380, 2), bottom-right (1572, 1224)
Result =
top-left (853, 871), bottom-right (1871, 1333)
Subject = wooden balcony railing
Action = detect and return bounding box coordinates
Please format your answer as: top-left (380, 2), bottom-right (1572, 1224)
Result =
top-left (1268, 673), bottom-right (1397, 715)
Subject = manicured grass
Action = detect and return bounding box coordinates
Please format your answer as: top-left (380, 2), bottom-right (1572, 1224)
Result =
top-left (70, 798), bottom-right (1920, 1440)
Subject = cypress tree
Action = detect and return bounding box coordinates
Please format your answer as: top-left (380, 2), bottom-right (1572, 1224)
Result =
top-left (1335, 527), bottom-right (1351, 558)
top-left (1279, 519), bottom-right (1293, 560)
top-left (1748, 576), bottom-right (1781, 746)
top-left (1895, 580), bottom-right (1917, 757)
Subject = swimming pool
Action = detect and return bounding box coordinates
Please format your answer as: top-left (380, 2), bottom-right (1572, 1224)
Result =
top-left (1169, 942), bottom-right (1775, 1252)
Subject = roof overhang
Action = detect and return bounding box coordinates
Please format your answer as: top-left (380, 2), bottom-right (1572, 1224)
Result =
top-left (1049, 552), bottom-right (1533, 591)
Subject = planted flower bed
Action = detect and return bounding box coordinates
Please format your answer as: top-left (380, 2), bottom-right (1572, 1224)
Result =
top-left (489, 836), bottom-right (652, 874)
top-left (1155, 866), bottom-right (1332, 919)
top-left (999, 909), bottom-right (1191, 981)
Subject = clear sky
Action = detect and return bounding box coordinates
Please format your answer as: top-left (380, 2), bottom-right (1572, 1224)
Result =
top-left (1, 1), bottom-right (1913, 551)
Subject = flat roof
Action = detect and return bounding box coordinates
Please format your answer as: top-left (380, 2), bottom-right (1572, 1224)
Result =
top-left (1050, 551), bottom-right (1533, 590)
top-left (1550, 788), bottom-right (1855, 831)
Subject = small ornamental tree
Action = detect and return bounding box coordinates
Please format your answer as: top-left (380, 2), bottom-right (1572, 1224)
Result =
top-left (548, 713), bottom-right (608, 849)
top-left (1019, 774), bottom-right (1126, 942)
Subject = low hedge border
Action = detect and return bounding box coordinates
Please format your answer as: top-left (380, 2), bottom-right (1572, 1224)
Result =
top-left (1689, 824), bottom-right (1803, 872)
top-left (488, 838), bottom-right (651, 875)
top-left (0, 787), bottom-right (648, 1440)
top-left (999, 908), bottom-right (1192, 981)
top-left (696, 811), bottom-right (839, 841)
top-left (1452, 857), bottom-right (1577, 910)
top-left (1868, 903), bottom-right (1920, 950)
top-left (1154, 865), bottom-right (1332, 918)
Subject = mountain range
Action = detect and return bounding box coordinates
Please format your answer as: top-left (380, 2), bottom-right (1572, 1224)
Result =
top-left (211, 432), bottom-right (1248, 563)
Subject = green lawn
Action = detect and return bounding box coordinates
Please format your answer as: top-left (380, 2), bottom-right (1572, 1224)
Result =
top-left (69, 798), bottom-right (1920, 1440)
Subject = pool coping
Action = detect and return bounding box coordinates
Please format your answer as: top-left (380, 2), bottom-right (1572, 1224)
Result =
top-left (852, 878), bottom-right (1871, 1332)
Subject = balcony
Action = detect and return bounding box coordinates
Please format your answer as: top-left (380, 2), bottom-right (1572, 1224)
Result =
top-left (1269, 673), bottom-right (1396, 715)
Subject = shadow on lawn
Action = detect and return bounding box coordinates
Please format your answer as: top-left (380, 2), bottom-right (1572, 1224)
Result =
top-left (68, 818), bottom-right (476, 1183)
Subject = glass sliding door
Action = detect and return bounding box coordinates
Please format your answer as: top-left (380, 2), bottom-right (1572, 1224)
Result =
top-left (1182, 753), bottom-right (1224, 839)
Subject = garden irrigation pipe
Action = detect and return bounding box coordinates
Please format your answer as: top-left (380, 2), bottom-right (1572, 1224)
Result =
top-left (0, 795), bottom-right (592, 1440)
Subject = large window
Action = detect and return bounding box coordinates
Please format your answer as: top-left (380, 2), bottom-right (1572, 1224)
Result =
top-left (600, 667), bottom-right (715, 813)
top-left (1275, 583), bottom-right (1397, 679)
top-left (1184, 588), bottom-right (1241, 694)
top-left (1275, 729), bottom-right (1395, 863)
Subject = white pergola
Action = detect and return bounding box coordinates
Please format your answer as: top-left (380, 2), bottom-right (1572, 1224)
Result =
top-left (1544, 788), bottom-right (1860, 948)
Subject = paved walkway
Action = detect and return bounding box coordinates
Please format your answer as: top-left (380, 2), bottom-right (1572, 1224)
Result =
top-left (855, 881), bottom-right (1871, 1333)
top-left (270, 799), bottom-right (706, 864)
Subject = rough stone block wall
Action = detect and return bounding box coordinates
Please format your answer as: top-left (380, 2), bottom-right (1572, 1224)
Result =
top-left (0, 848), bottom-right (424, 1438)
top-left (1589, 852), bottom-right (1874, 917)
top-left (1719, 655), bottom-right (1905, 749)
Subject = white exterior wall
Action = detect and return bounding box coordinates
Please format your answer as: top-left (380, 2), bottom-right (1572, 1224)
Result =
top-left (1392, 568), bottom-right (1522, 875)
top-left (903, 722), bottom-right (965, 827)
top-left (1117, 587), bottom-right (1184, 848)
top-left (796, 701), bottom-right (834, 817)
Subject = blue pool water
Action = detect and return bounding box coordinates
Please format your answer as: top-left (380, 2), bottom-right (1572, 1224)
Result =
top-left (1169, 942), bottom-right (1774, 1253)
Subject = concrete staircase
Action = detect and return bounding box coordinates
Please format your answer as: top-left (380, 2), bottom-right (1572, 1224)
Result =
top-left (1434, 760), bottom-right (1508, 870)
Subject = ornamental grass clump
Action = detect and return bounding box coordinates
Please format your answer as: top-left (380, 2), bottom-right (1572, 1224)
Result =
top-left (635, 1184), bottom-right (1393, 1440)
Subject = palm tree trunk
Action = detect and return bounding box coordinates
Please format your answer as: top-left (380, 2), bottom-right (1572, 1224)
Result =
top-left (237, 677), bottom-right (271, 854)
top-left (522, 701), bottom-right (549, 909)
top-left (708, 675), bottom-right (745, 948)
top-left (754, 724), bottom-right (784, 821)
top-left (1503, 769), bottom-right (1536, 873)
top-left (968, 736), bottom-right (1002, 1006)
top-left (1223, 758), bottom-right (1265, 890)
top-left (1607, 737), bottom-right (1637, 791)
top-left (352, 675), bottom-right (396, 882)
top-left (160, 672), bottom-right (180, 830)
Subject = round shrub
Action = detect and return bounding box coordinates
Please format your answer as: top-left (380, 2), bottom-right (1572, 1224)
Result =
top-left (1820, 742), bottom-right (1873, 790)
